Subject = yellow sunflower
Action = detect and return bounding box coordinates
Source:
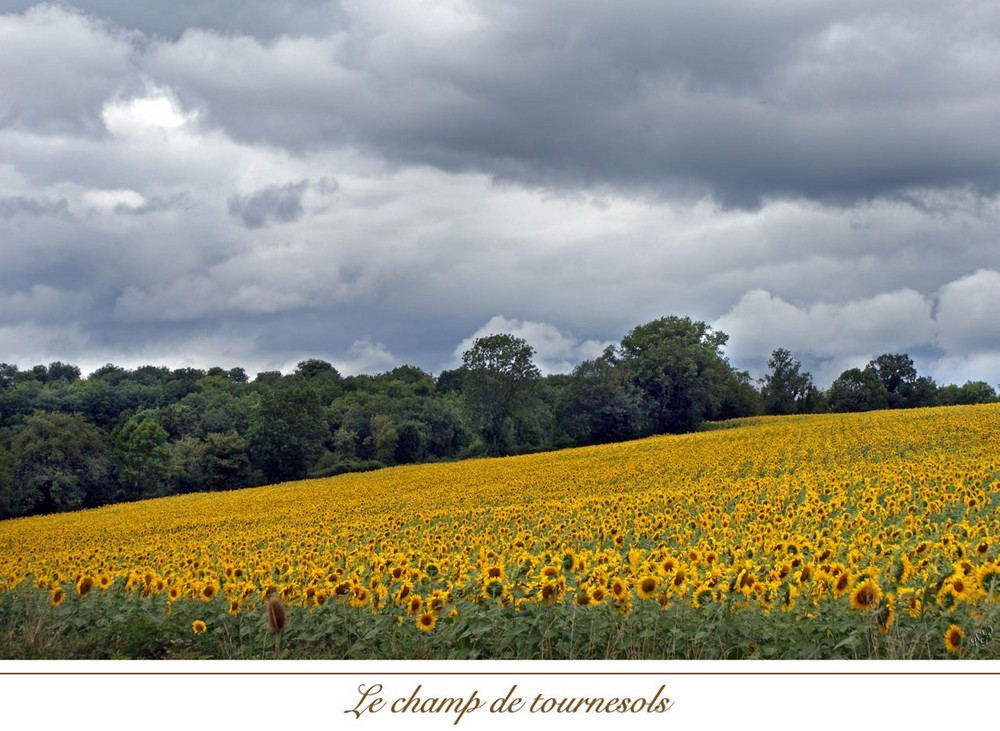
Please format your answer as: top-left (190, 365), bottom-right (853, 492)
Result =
top-left (416, 611), bottom-right (437, 632)
top-left (849, 579), bottom-right (882, 610)
top-left (636, 576), bottom-right (659, 600)
top-left (192, 620), bottom-right (207, 635)
top-left (875, 599), bottom-right (895, 634)
top-left (944, 624), bottom-right (963, 654)
top-left (610, 577), bottom-right (629, 602)
top-left (76, 576), bottom-right (94, 598)
top-left (832, 571), bottom-right (852, 598)
top-left (50, 586), bottom-right (65, 607)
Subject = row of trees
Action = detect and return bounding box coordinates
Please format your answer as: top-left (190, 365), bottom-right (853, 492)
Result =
top-left (1, 316), bottom-right (996, 518)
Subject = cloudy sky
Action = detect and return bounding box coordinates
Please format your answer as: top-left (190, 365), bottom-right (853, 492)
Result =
top-left (2, 1), bottom-right (1000, 386)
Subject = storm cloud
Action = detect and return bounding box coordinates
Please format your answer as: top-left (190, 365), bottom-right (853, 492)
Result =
top-left (2, 1), bottom-right (1000, 387)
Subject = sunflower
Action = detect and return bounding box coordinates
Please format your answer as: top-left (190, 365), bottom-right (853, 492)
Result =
top-left (832, 571), bottom-right (852, 598)
top-left (875, 600), bottom-right (895, 634)
top-left (610, 578), bottom-right (629, 602)
top-left (944, 624), bottom-right (963, 654)
top-left (671, 568), bottom-right (687, 589)
top-left (350, 586), bottom-right (371, 608)
top-left (168, 585), bottom-right (182, 601)
top-left (192, 620), bottom-right (207, 635)
top-left (944, 575), bottom-right (974, 603)
top-left (76, 576), bottom-right (94, 598)
top-left (636, 576), bottom-right (658, 600)
top-left (849, 579), bottom-right (882, 611)
top-left (538, 582), bottom-right (558, 603)
top-left (976, 566), bottom-right (1000, 595)
top-left (407, 595), bottom-right (423, 615)
top-left (416, 611), bottom-right (437, 632)
top-left (201, 582), bottom-right (218, 601)
top-left (898, 589), bottom-right (923, 618)
top-left (779, 583), bottom-right (798, 612)
top-left (50, 586), bottom-right (65, 607)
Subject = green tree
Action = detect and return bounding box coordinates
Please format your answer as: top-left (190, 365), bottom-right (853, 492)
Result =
top-left (420, 395), bottom-right (468, 458)
top-left (0, 443), bottom-right (13, 517)
top-left (200, 431), bottom-right (253, 490)
top-left (867, 353), bottom-right (936, 408)
top-left (827, 366), bottom-right (889, 413)
top-left (113, 411), bottom-right (172, 500)
top-left (295, 359), bottom-right (343, 403)
top-left (712, 367), bottom-right (765, 420)
top-left (365, 414), bottom-right (399, 465)
top-left (170, 436), bottom-right (207, 493)
top-left (333, 426), bottom-right (359, 462)
top-left (247, 377), bottom-right (329, 482)
top-left (938, 380), bottom-right (997, 405)
top-left (760, 348), bottom-right (818, 415)
top-left (394, 420), bottom-right (428, 463)
top-left (461, 333), bottom-right (541, 455)
top-left (555, 346), bottom-right (639, 445)
top-left (617, 316), bottom-right (733, 434)
top-left (11, 411), bottom-right (112, 515)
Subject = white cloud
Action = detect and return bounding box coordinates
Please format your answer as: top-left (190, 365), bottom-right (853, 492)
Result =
top-left (454, 315), bottom-right (612, 375)
top-left (716, 288), bottom-right (936, 362)
top-left (328, 337), bottom-right (400, 376)
top-left (935, 269), bottom-right (1000, 352)
top-left (102, 88), bottom-right (196, 137)
top-left (81, 187), bottom-right (145, 212)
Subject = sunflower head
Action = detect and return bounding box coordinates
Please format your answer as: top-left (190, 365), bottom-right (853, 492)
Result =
top-left (637, 576), bottom-right (658, 600)
top-left (192, 620), bottom-right (207, 635)
top-left (849, 579), bottom-right (882, 611)
top-left (267, 596), bottom-right (287, 633)
top-left (417, 611), bottom-right (437, 632)
top-left (944, 624), bottom-right (964, 654)
top-left (76, 576), bottom-right (93, 598)
top-left (832, 571), bottom-right (851, 598)
top-left (610, 578), bottom-right (628, 601)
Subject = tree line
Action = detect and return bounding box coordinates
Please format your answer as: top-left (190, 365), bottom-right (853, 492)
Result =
top-left (1, 315), bottom-right (996, 518)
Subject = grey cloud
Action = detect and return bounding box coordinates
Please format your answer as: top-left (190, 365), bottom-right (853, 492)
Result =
top-left (0, 0), bottom-right (348, 40)
top-left (0, 4), bottom-right (140, 136)
top-left (135, 0), bottom-right (1000, 207)
top-left (10, 3), bottom-right (1000, 206)
top-left (227, 180), bottom-right (310, 229)
top-left (0, 195), bottom-right (70, 218)
top-left (4, 2), bottom-right (1000, 391)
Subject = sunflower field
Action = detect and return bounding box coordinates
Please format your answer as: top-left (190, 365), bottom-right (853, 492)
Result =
top-left (1, 404), bottom-right (998, 659)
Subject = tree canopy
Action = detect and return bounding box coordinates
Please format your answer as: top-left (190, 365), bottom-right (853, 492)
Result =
top-left (461, 333), bottom-right (541, 455)
top-left (0, 319), bottom-right (995, 519)
top-left (618, 316), bottom-right (732, 434)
